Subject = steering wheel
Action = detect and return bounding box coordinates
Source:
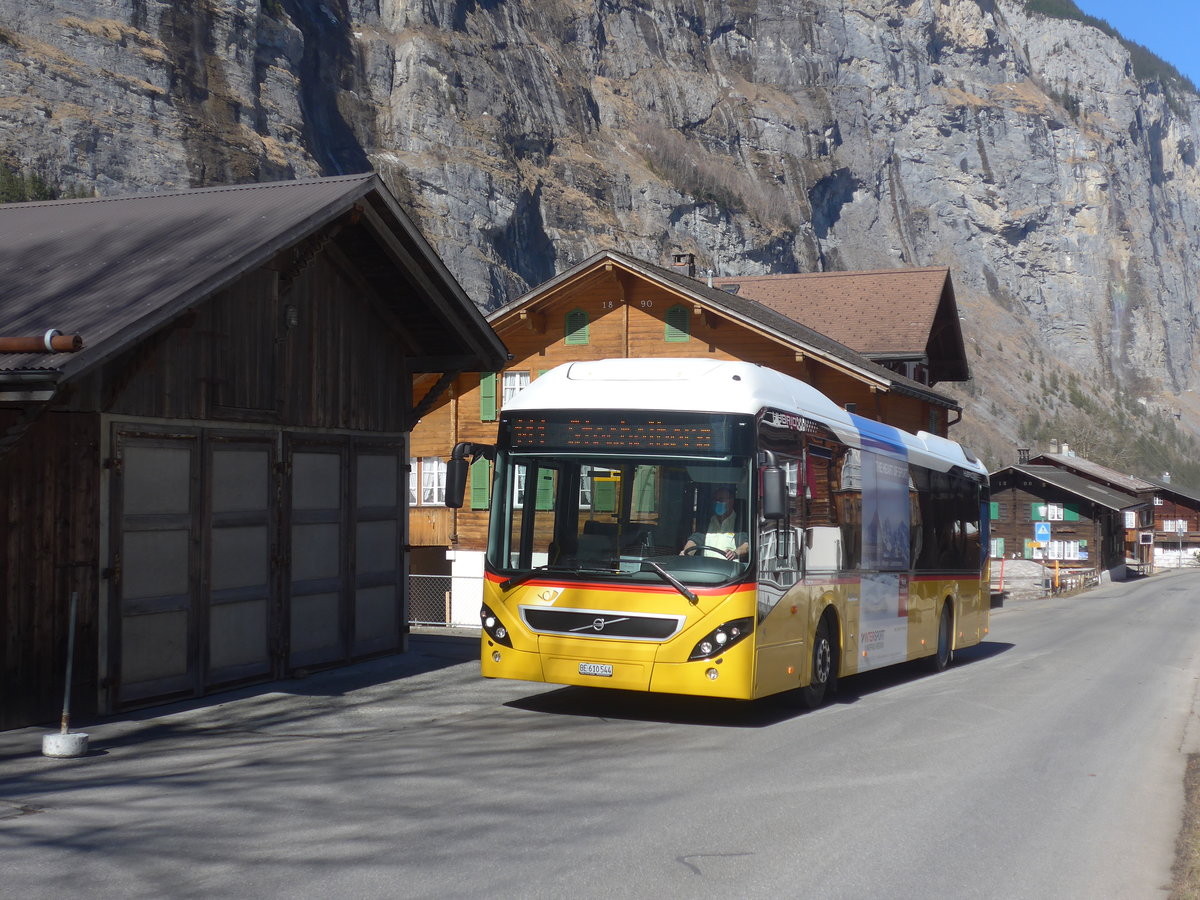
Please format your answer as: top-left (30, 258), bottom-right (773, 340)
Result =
top-left (684, 544), bottom-right (734, 558)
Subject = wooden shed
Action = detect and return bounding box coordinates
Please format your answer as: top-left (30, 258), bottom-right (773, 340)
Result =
top-left (0, 174), bottom-right (507, 729)
top-left (407, 250), bottom-right (965, 622)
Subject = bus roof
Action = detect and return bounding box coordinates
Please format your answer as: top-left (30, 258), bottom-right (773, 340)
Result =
top-left (506, 359), bottom-right (985, 476)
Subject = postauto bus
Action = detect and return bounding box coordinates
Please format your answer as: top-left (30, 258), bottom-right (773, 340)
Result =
top-left (446, 359), bottom-right (989, 706)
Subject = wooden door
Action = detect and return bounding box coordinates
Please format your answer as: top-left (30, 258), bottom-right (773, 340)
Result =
top-left (110, 429), bottom-right (201, 705)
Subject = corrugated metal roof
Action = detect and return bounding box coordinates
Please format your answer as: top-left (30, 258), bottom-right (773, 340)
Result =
top-left (0, 174), bottom-right (507, 379)
top-left (1030, 453), bottom-right (1158, 494)
top-left (1000, 464), bottom-right (1146, 511)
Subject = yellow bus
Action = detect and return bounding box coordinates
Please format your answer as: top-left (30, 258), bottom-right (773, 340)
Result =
top-left (446, 359), bottom-right (989, 707)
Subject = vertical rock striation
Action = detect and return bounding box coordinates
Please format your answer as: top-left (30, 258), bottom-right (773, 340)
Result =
top-left (1, 0), bottom-right (1198, 459)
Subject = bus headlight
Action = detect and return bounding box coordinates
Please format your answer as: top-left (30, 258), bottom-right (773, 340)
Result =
top-left (688, 617), bottom-right (753, 660)
top-left (481, 603), bottom-right (513, 647)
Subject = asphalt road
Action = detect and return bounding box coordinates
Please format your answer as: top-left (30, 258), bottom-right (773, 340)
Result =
top-left (2, 569), bottom-right (1199, 899)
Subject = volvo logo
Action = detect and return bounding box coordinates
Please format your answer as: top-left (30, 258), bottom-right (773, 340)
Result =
top-left (570, 615), bottom-right (630, 634)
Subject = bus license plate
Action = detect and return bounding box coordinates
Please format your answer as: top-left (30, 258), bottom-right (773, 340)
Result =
top-left (579, 662), bottom-right (613, 677)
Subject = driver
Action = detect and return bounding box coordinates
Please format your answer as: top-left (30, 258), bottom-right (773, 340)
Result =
top-left (681, 487), bottom-right (749, 560)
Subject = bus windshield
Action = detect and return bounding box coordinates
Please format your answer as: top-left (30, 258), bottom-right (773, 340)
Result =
top-left (486, 448), bottom-right (755, 589)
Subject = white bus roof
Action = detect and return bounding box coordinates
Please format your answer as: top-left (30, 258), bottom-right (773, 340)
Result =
top-left (505, 359), bottom-right (985, 476)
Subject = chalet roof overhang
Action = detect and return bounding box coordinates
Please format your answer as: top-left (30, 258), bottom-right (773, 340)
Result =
top-left (999, 464), bottom-right (1147, 512)
top-left (0, 174), bottom-right (508, 392)
top-left (492, 250), bottom-right (960, 412)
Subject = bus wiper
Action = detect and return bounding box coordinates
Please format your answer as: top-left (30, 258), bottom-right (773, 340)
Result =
top-left (500, 565), bottom-right (577, 590)
top-left (640, 560), bottom-right (699, 605)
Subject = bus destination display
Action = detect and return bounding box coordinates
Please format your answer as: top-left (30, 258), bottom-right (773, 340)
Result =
top-left (507, 414), bottom-right (726, 452)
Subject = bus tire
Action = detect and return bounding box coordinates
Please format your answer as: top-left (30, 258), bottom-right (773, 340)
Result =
top-left (930, 601), bottom-right (954, 672)
top-left (801, 615), bottom-right (835, 709)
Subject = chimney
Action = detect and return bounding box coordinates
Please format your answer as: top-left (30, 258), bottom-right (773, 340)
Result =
top-left (671, 252), bottom-right (696, 279)
top-left (1163, 471), bottom-right (1172, 484)
top-left (1060, 442), bottom-right (1070, 457)
top-left (1018, 448), bottom-right (1030, 464)
top-left (1050, 438), bottom-right (1059, 453)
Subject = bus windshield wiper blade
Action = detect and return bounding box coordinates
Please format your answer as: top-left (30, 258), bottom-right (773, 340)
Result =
top-left (499, 564), bottom-right (614, 590)
top-left (500, 565), bottom-right (571, 590)
top-left (640, 560), bottom-right (699, 604)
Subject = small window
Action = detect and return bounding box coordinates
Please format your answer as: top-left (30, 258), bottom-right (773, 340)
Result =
top-left (665, 304), bottom-right (690, 342)
top-left (409, 457), bottom-right (447, 506)
top-left (502, 371), bottom-right (530, 408)
top-left (565, 309), bottom-right (589, 345)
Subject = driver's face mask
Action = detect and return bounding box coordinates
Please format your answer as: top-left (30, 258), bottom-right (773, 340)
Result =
top-left (713, 500), bottom-right (728, 516)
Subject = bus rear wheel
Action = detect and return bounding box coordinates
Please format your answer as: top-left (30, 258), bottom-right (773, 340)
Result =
top-left (801, 616), bottom-right (834, 709)
top-left (929, 602), bottom-right (953, 672)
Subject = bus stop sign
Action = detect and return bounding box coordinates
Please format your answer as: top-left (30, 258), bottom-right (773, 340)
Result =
top-left (1034, 522), bottom-right (1051, 543)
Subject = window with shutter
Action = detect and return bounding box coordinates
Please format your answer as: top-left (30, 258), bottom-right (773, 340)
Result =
top-left (469, 458), bottom-right (491, 509)
top-left (565, 309), bottom-right (589, 345)
top-left (479, 372), bottom-right (497, 422)
top-left (665, 304), bottom-right (690, 342)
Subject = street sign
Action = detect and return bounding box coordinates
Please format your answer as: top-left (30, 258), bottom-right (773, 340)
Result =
top-left (1034, 521), bottom-right (1051, 543)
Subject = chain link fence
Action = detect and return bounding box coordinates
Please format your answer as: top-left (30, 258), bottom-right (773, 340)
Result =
top-left (409, 574), bottom-right (452, 625)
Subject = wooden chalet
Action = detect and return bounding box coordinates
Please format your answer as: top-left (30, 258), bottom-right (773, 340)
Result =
top-left (710, 266), bottom-right (968, 387)
top-left (1027, 450), bottom-right (1157, 568)
top-left (408, 250), bottom-right (966, 623)
top-left (0, 174), bottom-right (507, 729)
top-left (988, 464), bottom-right (1136, 580)
top-left (1145, 475), bottom-right (1200, 568)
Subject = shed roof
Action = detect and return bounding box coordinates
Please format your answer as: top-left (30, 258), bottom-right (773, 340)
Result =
top-left (997, 464), bottom-right (1147, 512)
top-left (492, 250), bottom-right (961, 411)
top-left (710, 266), bottom-right (969, 383)
top-left (0, 174), bottom-right (507, 382)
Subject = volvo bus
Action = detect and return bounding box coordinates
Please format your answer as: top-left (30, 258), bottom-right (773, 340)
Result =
top-left (446, 358), bottom-right (989, 706)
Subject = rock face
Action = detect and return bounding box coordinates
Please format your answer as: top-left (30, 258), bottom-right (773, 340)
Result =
top-left (2, 0), bottom-right (1198, 464)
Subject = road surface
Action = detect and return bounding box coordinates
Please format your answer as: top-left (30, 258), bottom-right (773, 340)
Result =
top-left (2, 569), bottom-right (1198, 898)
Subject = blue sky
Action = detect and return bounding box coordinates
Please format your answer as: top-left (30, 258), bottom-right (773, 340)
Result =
top-left (1074, 0), bottom-right (1200, 87)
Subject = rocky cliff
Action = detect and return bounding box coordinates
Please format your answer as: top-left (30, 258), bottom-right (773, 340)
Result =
top-left (2, 0), bottom-right (1198, 471)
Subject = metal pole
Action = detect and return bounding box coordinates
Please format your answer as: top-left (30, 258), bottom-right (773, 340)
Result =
top-left (60, 591), bottom-right (78, 735)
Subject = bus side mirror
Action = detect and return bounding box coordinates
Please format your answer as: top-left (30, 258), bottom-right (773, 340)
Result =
top-left (762, 465), bottom-right (786, 521)
top-left (445, 457), bottom-right (468, 509)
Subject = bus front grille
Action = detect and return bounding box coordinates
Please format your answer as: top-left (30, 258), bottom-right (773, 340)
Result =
top-left (519, 606), bottom-right (686, 641)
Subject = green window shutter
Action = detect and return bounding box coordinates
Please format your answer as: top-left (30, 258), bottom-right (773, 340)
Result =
top-left (469, 458), bottom-right (491, 509)
top-left (535, 469), bottom-right (555, 510)
top-left (632, 466), bottom-right (657, 514)
top-left (1031, 502), bottom-right (1045, 520)
top-left (593, 480), bottom-right (617, 513)
top-left (565, 309), bottom-right (589, 345)
top-left (1023, 539), bottom-right (1035, 559)
top-left (995, 537), bottom-right (1005, 557)
top-left (1064, 503), bottom-right (1080, 522)
top-left (989, 501), bottom-right (1000, 520)
top-left (480, 372), bottom-right (497, 422)
top-left (665, 304), bottom-right (690, 342)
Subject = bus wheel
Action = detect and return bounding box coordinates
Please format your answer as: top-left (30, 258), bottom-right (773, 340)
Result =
top-left (801, 616), bottom-right (834, 709)
top-left (930, 602), bottom-right (954, 672)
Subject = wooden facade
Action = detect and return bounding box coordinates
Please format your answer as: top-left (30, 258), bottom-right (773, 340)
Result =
top-left (0, 176), bottom-right (506, 729)
top-left (1147, 477), bottom-right (1200, 566)
top-left (988, 465), bottom-right (1130, 577)
top-left (409, 251), bottom-right (964, 572)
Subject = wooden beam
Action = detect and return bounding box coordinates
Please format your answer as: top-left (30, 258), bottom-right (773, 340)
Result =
top-left (520, 310), bottom-right (547, 334)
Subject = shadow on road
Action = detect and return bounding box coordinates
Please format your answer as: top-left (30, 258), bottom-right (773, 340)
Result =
top-left (507, 639), bottom-right (1015, 727)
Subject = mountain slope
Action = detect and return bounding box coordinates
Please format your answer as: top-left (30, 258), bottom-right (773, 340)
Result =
top-left (2, 0), bottom-right (1198, 474)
